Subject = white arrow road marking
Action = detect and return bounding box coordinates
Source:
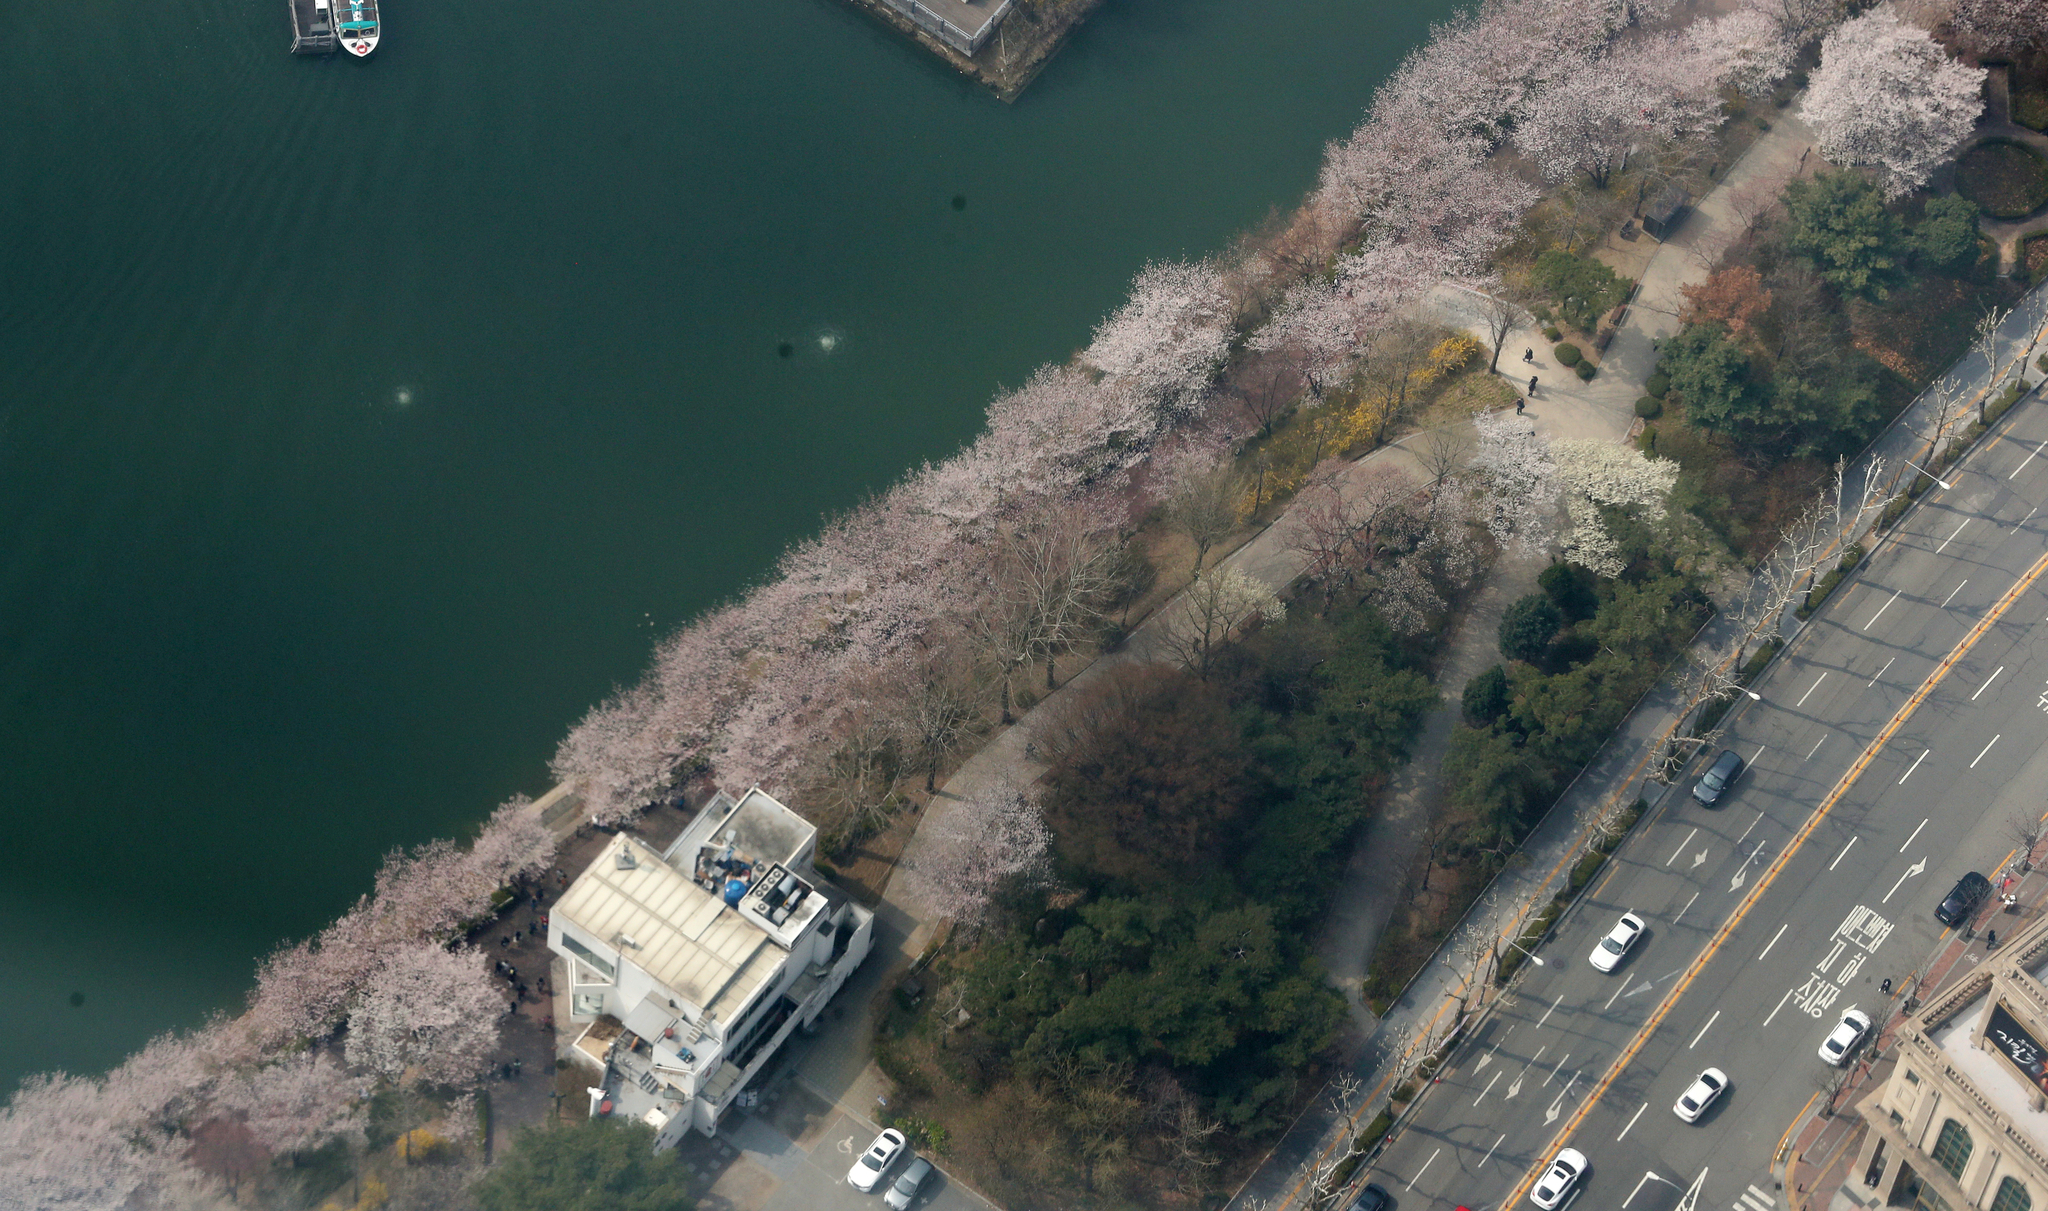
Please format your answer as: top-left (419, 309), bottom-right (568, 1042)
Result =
top-left (1731, 839), bottom-right (1769, 891)
top-left (1693, 848), bottom-right (1709, 869)
top-left (1830, 836), bottom-right (1859, 871)
top-left (1618, 1101), bottom-right (1649, 1140)
top-left (1937, 519), bottom-right (1970, 554)
top-left (1864, 591), bottom-right (1902, 630)
top-left (1624, 1171), bottom-right (1681, 1209)
top-left (1797, 672), bottom-right (1828, 707)
top-left (1690, 1010), bottom-right (1722, 1049)
top-left (1667, 827), bottom-right (1699, 867)
top-left (1973, 736), bottom-right (2001, 768)
top-left (1406, 1147), bottom-right (1441, 1191)
top-left (1898, 749), bottom-right (1930, 785)
top-left (1473, 1071), bottom-right (1502, 1105)
top-left (1973, 667), bottom-right (2006, 700)
top-left (1884, 857), bottom-right (1929, 904)
top-left (1758, 923), bottom-right (1789, 961)
top-left (1900, 819), bottom-right (1928, 852)
top-left (1868, 656), bottom-right (1895, 685)
top-left (1622, 976), bottom-right (1659, 999)
top-left (1545, 1073), bottom-right (1579, 1124)
top-left (1480, 1132), bottom-right (1508, 1169)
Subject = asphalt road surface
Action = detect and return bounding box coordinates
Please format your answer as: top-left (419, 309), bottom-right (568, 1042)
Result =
top-left (1362, 401), bottom-right (2048, 1211)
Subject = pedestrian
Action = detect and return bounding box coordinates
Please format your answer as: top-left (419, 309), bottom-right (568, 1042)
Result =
top-left (1523, 347), bottom-right (1534, 363)
top-left (512, 1057), bottom-right (523, 1077)
top-left (1515, 398), bottom-right (1525, 415)
top-left (516, 981), bottom-right (528, 998)
top-left (1881, 978), bottom-right (1893, 995)
top-left (507, 965), bottom-right (518, 982)
top-left (500, 934), bottom-right (511, 948)
top-left (1528, 374), bottom-right (1539, 396)
top-left (494, 959), bottom-right (506, 976)
top-left (1988, 929), bottom-right (1999, 948)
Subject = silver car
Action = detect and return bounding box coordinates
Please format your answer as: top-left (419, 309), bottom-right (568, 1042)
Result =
top-left (884, 1157), bottom-right (934, 1210)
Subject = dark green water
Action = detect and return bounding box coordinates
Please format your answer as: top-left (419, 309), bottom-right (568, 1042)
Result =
top-left (0, 0), bottom-right (1452, 1091)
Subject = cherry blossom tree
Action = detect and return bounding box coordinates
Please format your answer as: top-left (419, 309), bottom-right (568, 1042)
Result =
top-left (1552, 441), bottom-right (1680, 576)
top-left (1468, 410), bottom-right (1560, 554)
top-left (1083, 260), bottom-right (1235, 415)
top-left (215, 1050), bottom-right (365, 1158)
top-left (345, 942), bottom-right (502, 1089)
top-left (1805, 9), bottom-right (1986, 199)
top-left (1164, 454), bottom-right (1244, 574)
top-left (894, 782), bottom-right (1050, 933)
top-left (1514, 36), bottom-right (1725, 189)
top-left (882, 637), bottom-right (992, 794)
top-left (1690, 6), bottom-right (1798, 100)
top-left (1950, 0), bottom-right (2048, 57)
top-left (0, 1071), bottom-right (180, 1210)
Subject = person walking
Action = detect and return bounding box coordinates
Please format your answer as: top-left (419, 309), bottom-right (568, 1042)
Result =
top-left (1528, 374), bottom-right (1539, 396)
top-left (1880, 978), bottom-right (1893, 995)
top-left (1515, 398), bottom-right (1525, 416)
top-left (1523, 347), bottom-right (1535, 363)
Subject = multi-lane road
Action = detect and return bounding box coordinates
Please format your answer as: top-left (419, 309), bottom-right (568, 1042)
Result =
top-left (1363, 396), bottom-right (2048, 1211)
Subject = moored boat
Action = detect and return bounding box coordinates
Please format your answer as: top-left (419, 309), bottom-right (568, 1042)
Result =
top-left (336, 0), bottom-right (378, 57)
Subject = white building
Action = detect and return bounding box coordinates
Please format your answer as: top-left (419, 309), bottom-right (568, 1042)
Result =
top-left (549, 787), bottom-right (874, 1146)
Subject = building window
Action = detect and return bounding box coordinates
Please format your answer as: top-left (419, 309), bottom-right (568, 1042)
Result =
top-left (1905, 1069), bottom-right (1920, 1085)
top-left (1992, 1178), bottom-right (2031, 1211)
top-left (561, 932), bottom-right (616, 981)
top-left (1930, 1119), bottom-right (1972, 1181)
top-left (1891, 1109), bottom-right (1905, 1126)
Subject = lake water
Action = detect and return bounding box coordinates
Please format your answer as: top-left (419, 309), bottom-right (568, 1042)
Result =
top-left (0, 0), bottom-right (1452, 1091)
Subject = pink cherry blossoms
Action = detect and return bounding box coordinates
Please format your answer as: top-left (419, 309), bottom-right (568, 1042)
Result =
top-left (1805, 9), bottom-right (1986, 199)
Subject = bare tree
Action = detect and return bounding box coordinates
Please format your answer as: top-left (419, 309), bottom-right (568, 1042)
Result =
top-left (2006, 811), bottom-right (2047, 874)
top-left (1156, 566), bottom-right (1286, 678)
top-left (1470, 278), bottom-right (1532, 374)
top-left (885, 638), bottom-right (992, 793)
top-left (970, 506), bottom-right (1125, 718)
top-left (1359, 317), bottom-right (1437, 440)
top-left (1289, 468), bottom-right (1422, 614)
top-left (1228, 349), bottom-right (1307, 436)
top-left (1416, 423), bottom-right (1473, 491)
top-left (797, 698), bottom-right (904, 837)
top-left (1165, 459), bottom-right (1244, 575)
top-left (1975, 306), bottom-right (2014, 424)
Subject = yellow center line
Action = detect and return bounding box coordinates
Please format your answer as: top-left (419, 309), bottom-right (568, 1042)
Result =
top-left (1503, 546), bottom-right (2048, 1209)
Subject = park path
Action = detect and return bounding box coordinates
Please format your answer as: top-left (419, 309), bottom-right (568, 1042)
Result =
top-left (794, 100), bottom-right (1830, 1195)
top-left (1975, 65), bottom-right (2048, 274)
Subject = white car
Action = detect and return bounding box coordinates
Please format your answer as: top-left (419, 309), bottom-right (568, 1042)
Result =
top-left (847, 1128), bottom-right (908, 1192)
top-left (1589, 913), bottom-right (1646, 972)
top-left (1672, 1067), bottom-right (1727, 1123)
top-left (1529, 1146), bottom-right (1587, 1209)
top-left (1819, 1009), bottom-right (1872, 1066)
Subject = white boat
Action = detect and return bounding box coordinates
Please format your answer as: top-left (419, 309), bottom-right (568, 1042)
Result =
top-left (336, 0), bottom-right (378, 57)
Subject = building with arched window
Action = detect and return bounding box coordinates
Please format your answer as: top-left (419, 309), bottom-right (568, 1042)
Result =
top-left (1848, 911), bottom-right (2048, 1211)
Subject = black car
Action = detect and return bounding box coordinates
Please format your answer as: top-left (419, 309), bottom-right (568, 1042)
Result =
top-left (1691, 749), bottom-right (1745, 806)
top-left (1936, 872), bottom-right (1992, 927)
top-left (1351, 1184), bottom-right (1392, 1211)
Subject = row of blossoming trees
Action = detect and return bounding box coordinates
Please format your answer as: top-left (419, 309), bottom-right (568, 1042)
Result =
top-left (8, 0), bottom-right (2009, 1201)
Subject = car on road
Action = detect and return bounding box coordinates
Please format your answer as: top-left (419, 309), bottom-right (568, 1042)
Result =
top-left (847, 1128), bottom-right (907, 1192)
top-left (1935, 872), bottom-right (1992, 927)
top-left (1672, 1067), bottom-right (1728, 1122)
top-left (1349, 1183), bottom-right (1392, 1211)
top-left (884, 1156), bottom-right (934, 1209)
top-left (1819, 1008), bottom-right (1873, 1066)
top-left (1691, 749), bottom-right (1745, 805)
top-left (1529, 1147), bottom-right (1587, 1209)
top-left (1589, 912), bottom-right (1646, 972)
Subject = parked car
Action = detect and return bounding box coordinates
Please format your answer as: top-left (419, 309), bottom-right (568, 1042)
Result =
top-left (1819, 1008), bottom-right (1872, 1066)
top-left (885, 1156), bottom-right (935, 1209)
top-left (1691, 749), bottom-right (1745, 805)
top-left (1589, 912), bottom-right (1646, 972)
top-left (1350, 1184), bottom-right (1392, 1211)
top-left (1935, 872), bottom-right (1992, 927)
top-left (847, 1128), bottom-right (907, 1192)
top-left (1672, 1067), bottom-right (1727, 1122)
top-left (1530, 1148), bottom-right (1587, 1209)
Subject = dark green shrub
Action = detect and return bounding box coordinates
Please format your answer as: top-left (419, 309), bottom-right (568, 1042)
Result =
top-left (1576, 361), bottom-right (1596, 381)
top-left (1554, 342), bottom-right (1583, 367)
top-left (2037, 353), bottom-right (2048, 375)
top-left (1954, 139), bottom-right (2048, 220)
top-left (1543, 325), bottom-right (1563, 342)
top-left (1645, 371), bottom-right (1669, 398)
top-left (1499, 595), bottom-right (1563, 664)
top-left (1909, 472), bottom-right (1935, 499)
top-left (1740, 638), bottom-right (1781, 683)
top-left (1881, 495), bottom-right (1911, 528)
top-left (1462, 664), bottom-right (1513, 725)
top-left (1753, 115), bottom-right (1771, 130)
top-left (1531, 303), bottom-right (1554, 323)
top-left (1391, 1080), bottom-right (1419, 1103)
top-left (1635, 396), bottom-right (1663, 419)
top-left (1358, 1110), bottom-right (1396, 1150)
top-left (1538, 562), bottom-right (1599, 622)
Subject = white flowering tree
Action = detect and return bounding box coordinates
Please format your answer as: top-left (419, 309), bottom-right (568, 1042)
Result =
top-left (344, 943), bottom-right (502, 1089)
top-left (1690, 6), bottom-right (1798, 100)
top-left (1551, 441), bottom-right (1680, 576)
top-left (1950, 0), bottom-right (2048, 58)
top-left (896, 783), bottom-right (1050, 933)
top-left (1805, 10), bottom-right (1986, 200)
top-left (1468, 411), bottom-right (1560, 554)
top-left (1514, 35), bottom-right (1726, 188)
top-left (1083, 259), bottom-right (1234, 415)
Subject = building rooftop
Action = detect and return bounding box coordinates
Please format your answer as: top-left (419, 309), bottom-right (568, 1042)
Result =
top-left (556, 833), bottom-right (778, 1025)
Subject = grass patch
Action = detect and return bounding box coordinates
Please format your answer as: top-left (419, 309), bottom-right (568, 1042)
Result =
top-left (2015, 89), bottom-right (2048, 132)
top-left (1955, 139), bottom-right (2048, 220)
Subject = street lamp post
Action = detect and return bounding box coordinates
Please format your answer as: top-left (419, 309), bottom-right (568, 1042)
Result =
top-left (1901, 457), bottom-right (1953, 492)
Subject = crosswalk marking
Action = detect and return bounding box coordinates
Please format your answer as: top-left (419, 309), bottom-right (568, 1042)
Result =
top-left (1736, 1183), bottom-right (1777, 1211)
